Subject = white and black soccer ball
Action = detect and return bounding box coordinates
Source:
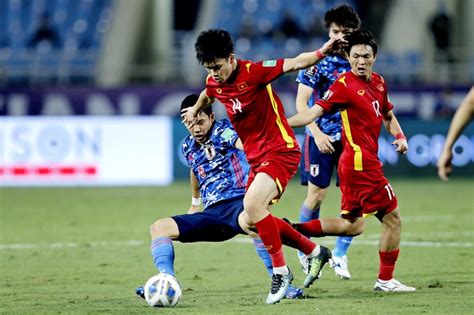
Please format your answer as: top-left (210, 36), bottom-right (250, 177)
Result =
top-left (144, 273), bottom-right (182, 307)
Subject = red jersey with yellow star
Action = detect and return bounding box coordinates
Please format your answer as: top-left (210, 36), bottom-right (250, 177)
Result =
top-left (316, 71), bottom-right (393, 171)
top-left (205, 59), bottom-right (300, 165)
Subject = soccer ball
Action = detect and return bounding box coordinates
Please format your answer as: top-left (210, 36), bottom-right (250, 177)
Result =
top-left (144, 273), bottom-right (182, 307)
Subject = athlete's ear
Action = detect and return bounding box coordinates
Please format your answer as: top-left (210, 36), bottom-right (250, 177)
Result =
top-left (229, 54), bottom-right (235, 63)
top-left (209, 112), bottom-right (215, 123)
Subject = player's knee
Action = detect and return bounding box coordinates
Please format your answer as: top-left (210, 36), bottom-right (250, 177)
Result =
top-left (307, 186), bottom-right (327, 209)
top-left (383, 208), bottom-right (401, 230)
top-left (149, 218), bottom-right (172, 238)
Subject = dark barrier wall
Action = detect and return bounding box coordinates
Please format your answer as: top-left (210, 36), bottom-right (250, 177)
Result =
top-left (0, 85), bottom-right (470, 120)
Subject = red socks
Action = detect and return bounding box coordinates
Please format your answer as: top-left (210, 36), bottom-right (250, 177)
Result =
top-left (296, 219), bottom-right (323, 237)
top-left (255, 214), bottom-right (285, 268)
top-left (273, 217), bottom-right (317, 255)
top-left (378, 249), bottom-right (400, 280)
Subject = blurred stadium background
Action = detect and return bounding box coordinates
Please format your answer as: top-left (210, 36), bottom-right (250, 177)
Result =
top-left (0, 0), bottom-right (473, 186)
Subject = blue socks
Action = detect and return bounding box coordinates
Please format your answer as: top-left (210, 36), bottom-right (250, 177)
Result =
top-left (150, 237), bottom-right (175, 276)
top-left (333, 236), bottom-right (353, 257)
top-left (253, 238), bottom-right (273, 276)
top-left (299, 204), bottom-right (320, 222)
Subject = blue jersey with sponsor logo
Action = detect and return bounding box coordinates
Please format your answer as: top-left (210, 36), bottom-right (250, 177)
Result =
top-left (296, 53), bottom-right (350, 140)
top-left (181, 118), bottom-right (249, 209)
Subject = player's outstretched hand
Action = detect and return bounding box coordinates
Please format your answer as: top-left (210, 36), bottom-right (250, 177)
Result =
top-left (314, 134), bottom-right (335, 154)
top-left (437, 150), bottom-right (453, 181)
top-left (392, 138), bottom-right (408, 155)
top-left (320, 37), bottom-right (347, 56)
top-left (181, 107), bottom-right (197, 128)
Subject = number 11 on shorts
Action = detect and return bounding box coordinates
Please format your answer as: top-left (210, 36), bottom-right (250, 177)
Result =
top-left (384, 183), bottom-right (395, 200)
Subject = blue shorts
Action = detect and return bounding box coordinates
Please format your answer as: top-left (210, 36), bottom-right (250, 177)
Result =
top-left (299, 133), bottom-right (342, 188)
top-left (172, 197), bottom-right (246, 243)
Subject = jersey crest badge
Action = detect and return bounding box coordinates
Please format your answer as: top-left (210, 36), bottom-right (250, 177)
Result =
top-left (203, 143), bottom-right (216, 160)
top-left (216, 88), bottom-right (222, 94)
top-left (197, 165), bottom-right (206, 178)
top-left (305, 66), bottom-right (316, 77)
top-left (310, 164), bottom-right (319, 177)
top-left (237, 82), bottom-right (248, 91)
top-left (377, 84), bottom-right (384, 92)
top-left (357, 89), bottom-right (365, 96)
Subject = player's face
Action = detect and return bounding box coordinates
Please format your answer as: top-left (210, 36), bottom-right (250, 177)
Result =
top-left (348, 44), bottom-right (376, 80)
top-left (185, 111), bottom-right (215, 144)
top-left (203, 55), bottom-right (235, 83)
top-left (328, 23), bottom-right (354, 40)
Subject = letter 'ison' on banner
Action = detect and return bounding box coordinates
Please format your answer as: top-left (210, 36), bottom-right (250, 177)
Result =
top-left (0, 117), bottom-right (173, 186)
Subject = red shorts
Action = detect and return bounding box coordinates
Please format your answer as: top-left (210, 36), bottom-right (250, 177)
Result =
top-left (247, 150), bottom-right (301, 203)
top-left (339, 166), bottom-right (398, 220)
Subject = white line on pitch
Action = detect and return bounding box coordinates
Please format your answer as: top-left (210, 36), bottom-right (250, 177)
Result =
top-left (0, 237), bottom-right (473, 250)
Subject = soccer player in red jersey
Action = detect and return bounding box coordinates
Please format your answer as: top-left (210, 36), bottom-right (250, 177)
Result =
top-left (184, 28), bottom-right (343, 304)
top-left (288, 30), bottom-right (416, 292)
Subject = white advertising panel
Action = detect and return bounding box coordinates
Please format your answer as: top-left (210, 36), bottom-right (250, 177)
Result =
top-left (0, 117), bottom-right (173, 186)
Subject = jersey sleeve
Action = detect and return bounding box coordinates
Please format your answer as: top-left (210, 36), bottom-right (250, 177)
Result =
top-left (217, 119), bottom-right (239, 148)
top-left (381, 77), bottom-right (394, 113)
top-left (315, 75), bottom-right (348, 112)
top-left (295, 67), bottom-right (318, 89)
top-left (252, 59), bottom-right (285, 85)
top-left (180, 136), bottom-right (192, 167)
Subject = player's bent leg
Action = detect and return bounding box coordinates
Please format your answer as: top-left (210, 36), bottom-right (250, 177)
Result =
top-left (375, 208), bottom-right (415, 292)
top-left (149, 218), bottom-right (180, 277)
top-left (244, 173), bottom-right (290, 304)
top-left (298, 183), bottom-right (327, 274)
top-left (150, 217), bottom-right (180, 240)
top-left (379, 208), bottom-right (401, 252)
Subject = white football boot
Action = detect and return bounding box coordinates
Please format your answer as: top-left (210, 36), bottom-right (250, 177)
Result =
top-left (374, 279), bottom-right (416, 292)
top-left (329, 252), bottom-right (351, 279)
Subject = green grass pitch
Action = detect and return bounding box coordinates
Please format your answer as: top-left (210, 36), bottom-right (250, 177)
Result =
top-left (1, 178), bottom-right (473, 314)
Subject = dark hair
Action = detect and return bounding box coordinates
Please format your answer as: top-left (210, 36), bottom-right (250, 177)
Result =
top-left (324, 5), bottom-right (361, 30)
top-left (343, 30), bottom-right (378, 56)
top-left (195, 28), bottom-right (234, 65)
top-left (180, 94), bottom-right (212, 116)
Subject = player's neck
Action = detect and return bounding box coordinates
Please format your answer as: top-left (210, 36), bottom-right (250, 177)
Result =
top-left (351, 69), bottom-right (372, 81)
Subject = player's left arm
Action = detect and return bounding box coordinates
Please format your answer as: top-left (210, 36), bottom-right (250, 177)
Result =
top-left (288, 104), bottom-right (325, 128)
top-left (383, 110), bottom-right (408, 154)
top-left (282, 37), bottom-right (345, 73)
top-left (188, 170), bottom-right (201, 214)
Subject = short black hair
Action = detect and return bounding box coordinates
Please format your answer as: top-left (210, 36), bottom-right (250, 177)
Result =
top-left (343, 30), bottom-right (378, 56)
top-left (180, 94), bottom-right (212, 116)
top-left (324, 5), bottom-right (361, 30)
top-left (195, 28), bottom-right (234, 65)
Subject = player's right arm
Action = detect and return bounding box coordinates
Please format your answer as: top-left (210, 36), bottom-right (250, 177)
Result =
top-left (282, 37), bottom-right (344, 73)
top-left (437, 87), bottom-right (474, 181)
top-left (183, 89), bottom-right (214, 124)
top-left (188, 170), bottom-right (201, 214)
top-left (296, 83), bottom-right (335, 154)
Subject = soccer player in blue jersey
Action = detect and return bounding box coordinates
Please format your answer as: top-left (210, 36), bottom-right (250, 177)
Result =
top-left (295, 5), bottom-right (361, 280)
top-left (136, 94), bottom-right (304, 301)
